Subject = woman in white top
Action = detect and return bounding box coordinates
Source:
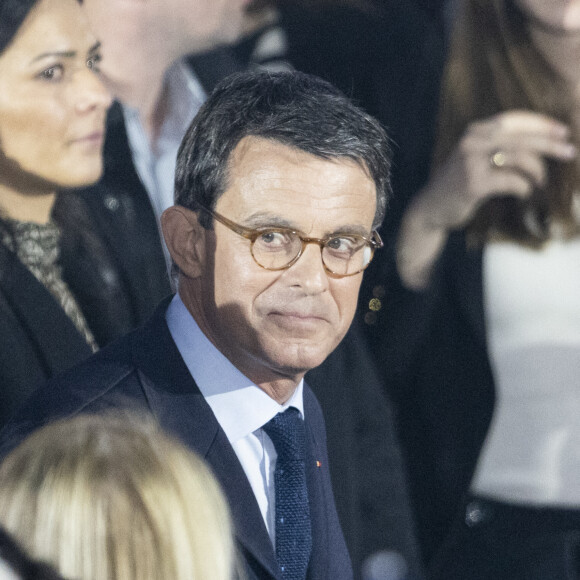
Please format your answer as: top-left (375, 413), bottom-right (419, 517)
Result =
top-left (393, 0), bottom-right (580, 577)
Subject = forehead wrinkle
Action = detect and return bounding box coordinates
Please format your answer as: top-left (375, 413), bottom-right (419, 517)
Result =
top-left (223, 136), bottom-right (377, 237)
top-left (236, 171), bottom-right (371, 209)
top-left (231, 139), bottom-right (361, 196)
top-left (249, 170), bottom-right (355, 199)
top-left (230, 177), bottom-right (375, 232)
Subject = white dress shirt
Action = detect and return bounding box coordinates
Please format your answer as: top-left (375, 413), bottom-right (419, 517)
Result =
top-left (166, 294), bottom-right (305, 543)
top-left (473, 237), bottom-right (580, 506)
top-left (123, 61), bottom-right (206, 267)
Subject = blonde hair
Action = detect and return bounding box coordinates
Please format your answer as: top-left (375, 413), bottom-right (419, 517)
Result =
top-left (0, 413), bottom-right (235, 580)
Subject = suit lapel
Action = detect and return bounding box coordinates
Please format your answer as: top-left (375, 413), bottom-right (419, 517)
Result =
top-left (0, 243), bottom-right (92, 376)
top-left (130, 303), bottom-right (280, 579)
top-left (303, 386), bottom-right (329, 580)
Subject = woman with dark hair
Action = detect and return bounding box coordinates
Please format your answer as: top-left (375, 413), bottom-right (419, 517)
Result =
top-left (390, 1), bottom-right (580, 578)
top-left (0, 0), bottom-right (114, 425)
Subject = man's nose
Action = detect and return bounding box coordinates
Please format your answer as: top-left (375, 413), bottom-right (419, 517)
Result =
top-left (283, 242), bottom-right (329, 294)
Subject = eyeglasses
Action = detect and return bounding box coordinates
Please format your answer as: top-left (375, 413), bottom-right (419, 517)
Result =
top-left (198, 205), bottom-right (383, 277)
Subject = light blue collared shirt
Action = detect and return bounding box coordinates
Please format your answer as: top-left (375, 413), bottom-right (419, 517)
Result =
top-left (123, 60), bottom-right (206, 268)
top-left (166, 294), bottom-right (305, 543)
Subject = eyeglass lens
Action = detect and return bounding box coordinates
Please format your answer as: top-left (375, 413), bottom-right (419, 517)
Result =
top-left (251, 230), bottom-right (372, 275)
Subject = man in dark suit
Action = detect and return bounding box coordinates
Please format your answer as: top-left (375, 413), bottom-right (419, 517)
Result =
top-left (2, 71), bottom-right (394, 580)
top-left (61, 3), bottom-right (423, 575)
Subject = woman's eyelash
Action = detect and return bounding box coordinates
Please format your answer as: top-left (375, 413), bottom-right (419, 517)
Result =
top-left (87, 53), bottom-right (102, 70)
top-left (38, 64), bottom-right (64, 81)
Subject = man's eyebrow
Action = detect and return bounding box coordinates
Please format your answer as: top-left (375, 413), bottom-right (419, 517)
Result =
top-left (330, 225), bottom-right (373, 237)
top-left (243, 213), bottom-right (372, 237)
top-left (243, 213), bottom-right (295, 229)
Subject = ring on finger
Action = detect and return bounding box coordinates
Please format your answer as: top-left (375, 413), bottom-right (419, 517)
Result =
top-left (490, 149), bottom-right (506, 168)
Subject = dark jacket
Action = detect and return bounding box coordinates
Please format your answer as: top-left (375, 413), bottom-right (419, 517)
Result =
top-left (384, 232), bottom-right (495, 564)
top-left (86, 72), bottom-right (423, 580)
top-left (0, 187), bottom-right (169, 429)
top-left (0, 299), bottom-right (353, 580)
top-left (0, 241), bottom-right (93, 427)
top-left (70, 103), bottom-right (171, 322)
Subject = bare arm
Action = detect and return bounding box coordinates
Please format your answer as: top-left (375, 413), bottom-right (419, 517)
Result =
top-left (396, 110), bottom-right (577, 290)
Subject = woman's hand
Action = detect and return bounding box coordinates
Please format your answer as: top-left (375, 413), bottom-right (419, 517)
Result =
top-left (396, 110), bottom-right (577, 290)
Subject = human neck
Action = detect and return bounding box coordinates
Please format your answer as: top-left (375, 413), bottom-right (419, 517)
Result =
top-left (101, 59), bottom-right (174, 146)
top-left (96, 20), bottom-right (180, 146)
top-left (178, 283), bottom-right (303, 405)
top-left (254, 376), bottom-right (303, 406)
top-left (0, 184), bottom-right (56, 224)
top-left (216, 346), bottom-right (304, 405)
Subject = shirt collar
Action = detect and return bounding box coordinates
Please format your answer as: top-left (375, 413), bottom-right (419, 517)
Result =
top-left (161, 60), bottom-right (206, 143)
top-left (165, 294), bottom-right (305, 443)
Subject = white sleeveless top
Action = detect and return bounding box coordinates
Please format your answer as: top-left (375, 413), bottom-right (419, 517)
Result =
top-left (471, 236), bottom-right (580, 506)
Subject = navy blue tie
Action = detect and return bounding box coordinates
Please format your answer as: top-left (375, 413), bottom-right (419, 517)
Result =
top-left (263, 408), bottom-right (313, 580)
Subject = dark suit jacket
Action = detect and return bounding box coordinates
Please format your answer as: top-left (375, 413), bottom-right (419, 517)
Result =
top-left (86, 68), bottom-right (423, 580)
top-left (308, 320), bottom-right (423, 578)
top-left (0, 299), bottom-right (353, 580)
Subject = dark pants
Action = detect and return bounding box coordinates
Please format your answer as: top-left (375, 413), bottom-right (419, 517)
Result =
top-left (429, 496), bottom-right (580, 580)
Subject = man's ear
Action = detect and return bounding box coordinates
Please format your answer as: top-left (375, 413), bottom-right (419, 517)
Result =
top-left (161, 206), bottom-right (205, 278)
